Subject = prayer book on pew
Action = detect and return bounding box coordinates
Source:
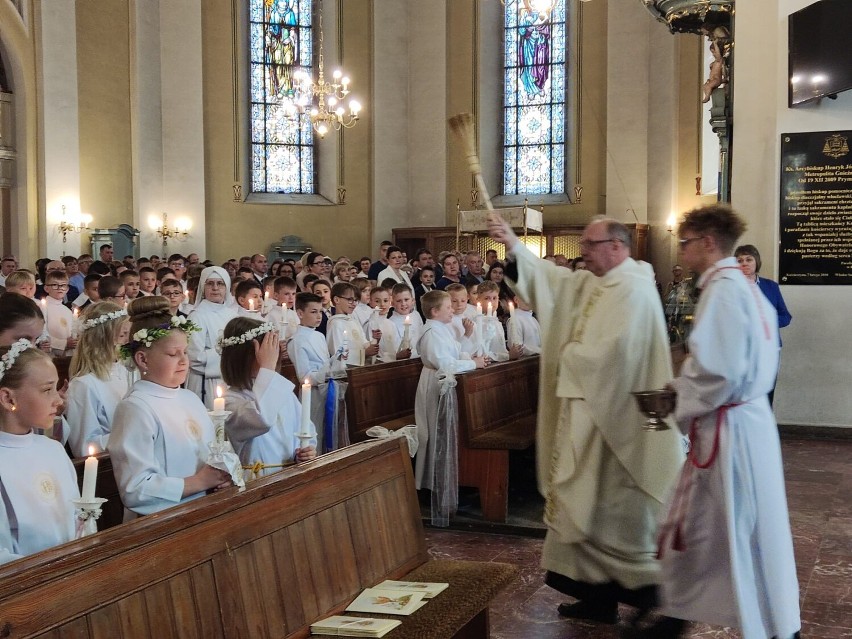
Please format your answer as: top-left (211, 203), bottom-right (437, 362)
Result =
top-left (310, 616), bottom-right (402, 638)
top-left (374, 579), bottom-right (449, 599)
top-left (345, 587), bottom-right (427, 616)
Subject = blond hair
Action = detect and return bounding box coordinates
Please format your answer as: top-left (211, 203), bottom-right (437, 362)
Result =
top-left (421, 290), bottom-right (450, 319)
top-left (69, 302), bottom-right (125, 380)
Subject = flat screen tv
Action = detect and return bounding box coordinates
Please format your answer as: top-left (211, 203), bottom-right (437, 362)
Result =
top-left (789, 0), bottom-right (852, 107)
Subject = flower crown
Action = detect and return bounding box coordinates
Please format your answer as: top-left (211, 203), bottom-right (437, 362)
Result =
top-left (216, 321), bottom-right (275, 353)
top-left (80, 308), bottom-right (128, 333)
top-left (0, 339), bottom-right (35, 384)
top-left (119, 315), bottom-right (200, 361)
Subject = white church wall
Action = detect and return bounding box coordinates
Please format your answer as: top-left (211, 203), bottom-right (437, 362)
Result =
top-left (38, 0), bottom-right (82, 260)
top-left (732, 0), bottom-right (852, 428)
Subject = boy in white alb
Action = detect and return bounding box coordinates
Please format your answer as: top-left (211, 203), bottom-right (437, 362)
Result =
top-left (326, 282), bottom-right (376, 366)
top-left (476, 281), bottom-right (512, 362)
top-left (351, 278), bottom-right (373, 333)
top-left (287, 293), bottom-right (342, 452)
top-left (414, 291), bottom-right (486, 526)
top-left (42, 271), bottom-right (78, 355)
top-left (234, 279), bottom-right (264, 317)
top-left (446, 283), bottom-right (477, 349)
top-left (507, 293), bottom-right (541, 355)
top-left (368, 286), bottom-right (398, 361)
top-left (388, 283), bottom-right (424, 358)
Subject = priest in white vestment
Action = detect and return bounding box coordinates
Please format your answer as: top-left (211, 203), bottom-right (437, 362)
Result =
top-left (488, 213), bottom-right (684, 623)
top-left (628, 205), bottom-right (801, 639)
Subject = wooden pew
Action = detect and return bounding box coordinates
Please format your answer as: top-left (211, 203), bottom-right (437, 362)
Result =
top-left (71, 452), bottom-right (125, 531)
top-left (456, 356), bottom-right (539, 523)
top-left (346, 358), bottom-right (423, 442)
top-left (0, 439), bottom-right (516, 639)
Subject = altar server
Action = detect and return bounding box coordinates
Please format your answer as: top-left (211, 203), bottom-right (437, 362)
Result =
top-left (507, 293), bottom-right (541, 355)
top-left (327, 282), bottom-right (375, 366)
top-left (109, 297), bottom-right (232, 519)
top-left (187, 266), bottom-right (238, 408)
top-left (42, 270), bottom-right (77, 355)
top-left (414, 291), bottom-right (485, 524)
top-left (0, 340), bottom-right (79, 564)
top-left (388, 283), bottom-right (424, 359)
top-left (629, 205), bottom-right (801, 639)
top-left (65, 302), bottom-right (131, 457)
top-left (221, 317), bottom-right (316, 477)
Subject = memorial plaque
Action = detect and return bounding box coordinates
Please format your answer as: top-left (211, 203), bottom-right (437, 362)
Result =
top-left (780, 130), bottom-right (852, 285)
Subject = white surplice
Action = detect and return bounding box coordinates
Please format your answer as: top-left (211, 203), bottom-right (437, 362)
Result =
top-left (0, 431), bottom-right (80, 564)
top-left (508, 244), bottom-right (684, 590)
top-left (65, 361), bottom-right (131, 457)
top-left (388, 311), bottom-right (424, 357)
top-left (224, 368), bottom-right (316, 477)
top-left (43, 296), bottom-right (74, 351)
top-left (508, 308), bottom-right (541, 354)
top-left (663, 257), bottom-right (800, 638)
top-left (287, 325), bottom-right (333, 450)
top-left (413, 319), bottom-right (476, 489)
top-left (108, 380), bottom-right (216, 519)
top-left (326, 314), bottom-right (370, 366)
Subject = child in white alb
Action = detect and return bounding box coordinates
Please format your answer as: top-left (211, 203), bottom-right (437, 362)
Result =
top-left (446, 283), bottom-right (477, 349)
top-left (506, 293), bottom-right (541, 355)
top-left (42, 271), bottom-right (77, 356)
top-left (64, 302), bottom-right (131, 457)
top-left (221, 318), bottom-right (316, 477)
top-left (287, 293), bottom-right (342, 452)
top-left (326, 282), bottom-right (377, 366)
top-left (234, 279), bottom-right (264, 317)
top-left (414, 291), bottom-right (485, 526)
top-left (351, 278), bottom-right (374, 334)
top-left (0, 340), bottom-right (80, 564)
top-left (388, 283), bottom-right (424, 359)
top-left (369, 286), bottom-right (399, 362)
top-left (109, 297), bottom-right (233, 520)
top-left (476, 281), bottom-right (514, 362)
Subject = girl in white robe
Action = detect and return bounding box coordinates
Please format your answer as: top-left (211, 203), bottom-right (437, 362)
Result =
top-left (413, 292), bottom-right (485, 491)
top-left (220, 317), bottom-right (316, 478)
top-left (187, 267), bottom-right (237, 408)
top-left (0, 341), bottom-right (79, 564)
top-left (109, 297), bottom-right (232, 520)
top-left (65, 302), bottom-right (131, 457)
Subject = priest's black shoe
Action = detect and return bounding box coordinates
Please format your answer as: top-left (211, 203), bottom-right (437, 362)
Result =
top-left (620, 616), bottom-right (686, 639)
top-left (556, 599), bottom-right (619, 624)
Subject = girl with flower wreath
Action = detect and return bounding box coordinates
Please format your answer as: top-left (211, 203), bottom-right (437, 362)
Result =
top-left (220, 317), bottom-right (317, 478)
top-left (64, 301), bottom-right (132, 457)
top-left (0, 339), bottom-right (79, 564)
top-left (108, 296), bottom-right (232, 520)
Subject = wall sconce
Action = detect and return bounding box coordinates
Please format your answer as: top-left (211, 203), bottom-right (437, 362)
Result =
top-left (57, 205), bottom-right (93, 255)
top-left (150, 212), bottom-right (191, 252)
top-left (666, 213), bottom-right (677, 235)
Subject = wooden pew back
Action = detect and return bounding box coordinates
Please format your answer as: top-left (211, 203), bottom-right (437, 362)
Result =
top-left (0, 439), bottom-right (425, 639)
top-left (345, 358), bottom-right (423, 441)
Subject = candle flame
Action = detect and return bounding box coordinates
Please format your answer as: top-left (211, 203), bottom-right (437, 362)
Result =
top-left (216, 385), bottom-right (223, 399)
top-left (88, 444), bottom-right (96, 456)
top-left (303, 377), bottom-right (311, 386)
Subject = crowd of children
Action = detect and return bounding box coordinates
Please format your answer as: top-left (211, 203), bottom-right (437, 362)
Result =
top-left (0, 246), bottom-right (541, 562)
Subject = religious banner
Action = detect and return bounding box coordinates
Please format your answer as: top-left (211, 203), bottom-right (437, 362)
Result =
top-left (780, 130), bottom-right (852, 284)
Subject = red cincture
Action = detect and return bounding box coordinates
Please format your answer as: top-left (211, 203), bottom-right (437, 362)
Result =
top-left (657, 402), bottom-right (742, 558)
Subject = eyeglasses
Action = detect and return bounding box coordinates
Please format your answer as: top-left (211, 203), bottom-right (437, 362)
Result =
top-left (579, 238), bottom-right (618, 250)
top-left (677, 236), bottom-right (704, 247)
top-left (163, 291), bottom-right (184, 297)
top-left (45, 284), bottom-right (69, 290)
top-left (336, 296), bottom-right (356, 303)
top-left (112, 293), bottom-right (127, 299)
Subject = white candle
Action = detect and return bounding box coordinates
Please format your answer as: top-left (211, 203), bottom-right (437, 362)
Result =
top-left (508, 302), bottom-right (521, 347)
top-left (184, 290), bottom-right (190, 305)
top-left (300, 378), bottom-right (312, 434)
top-left (487, 301), bottom-right (493, 317)
top-left (40, 298), bottom-right (47, 313)
top-left (476, 302), bottom-right (483, 315)
top-left (402, 315), bottom-right (411, 349)
top-left (213, 385), bottom-right (225, 413)
top-left (265, 291), bottom-right (270, 302)
top-left (81, 445), bottom-right (98, 501)
top-left (71, 307), bottom-right (79, 339)
top-left (249, 298), bottom-right (255, 312)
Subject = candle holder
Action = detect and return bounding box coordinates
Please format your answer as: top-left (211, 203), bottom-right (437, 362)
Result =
top-left (72, 497), bottom-right (108, 539)
top-left (206, 409), bottom-right (246, 489)
top-left (296, 430), bottom-right (315, 451)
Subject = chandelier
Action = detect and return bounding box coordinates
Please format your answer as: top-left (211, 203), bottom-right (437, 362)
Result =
top-left (280, 2), bottom-right (361, 139)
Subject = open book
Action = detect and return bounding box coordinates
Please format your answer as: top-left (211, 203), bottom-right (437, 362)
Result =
top-left (345, 587), bottom-right (426, 616)
top-left (374, 580), bottom-right (449, 599)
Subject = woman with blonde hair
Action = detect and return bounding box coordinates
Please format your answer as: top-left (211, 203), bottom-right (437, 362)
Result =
top-left (64, 301), bottom-right (131, 457)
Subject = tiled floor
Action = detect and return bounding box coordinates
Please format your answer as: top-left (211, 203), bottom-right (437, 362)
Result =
top-left (425, 437), bottom-right (852, 638)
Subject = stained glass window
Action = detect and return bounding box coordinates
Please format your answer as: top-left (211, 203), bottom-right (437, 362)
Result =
top-left (503, 0), bottom-right (566, 196)
top-left (249, 0), bottom-right (315, 194)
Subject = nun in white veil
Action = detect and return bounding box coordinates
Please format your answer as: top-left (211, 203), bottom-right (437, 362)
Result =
top-left (187, 267), bottom-right (238, 408)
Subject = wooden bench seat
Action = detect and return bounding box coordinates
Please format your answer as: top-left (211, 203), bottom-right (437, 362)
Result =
top-left (345, 358), bottom-right (422, 442)
top-left (0, 438), bottom-right (516, 639)
top-left (457, 356), bottom-right (539, 523)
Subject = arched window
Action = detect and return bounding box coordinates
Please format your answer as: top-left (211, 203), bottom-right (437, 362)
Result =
top-left (249, 0), bottom-right (315, 194)
top-left (503, 0), bottom-right (566, 196)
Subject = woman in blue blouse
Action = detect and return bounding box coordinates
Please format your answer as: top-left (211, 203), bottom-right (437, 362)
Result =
top-left (735, 244), bottom-right (791, 406)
